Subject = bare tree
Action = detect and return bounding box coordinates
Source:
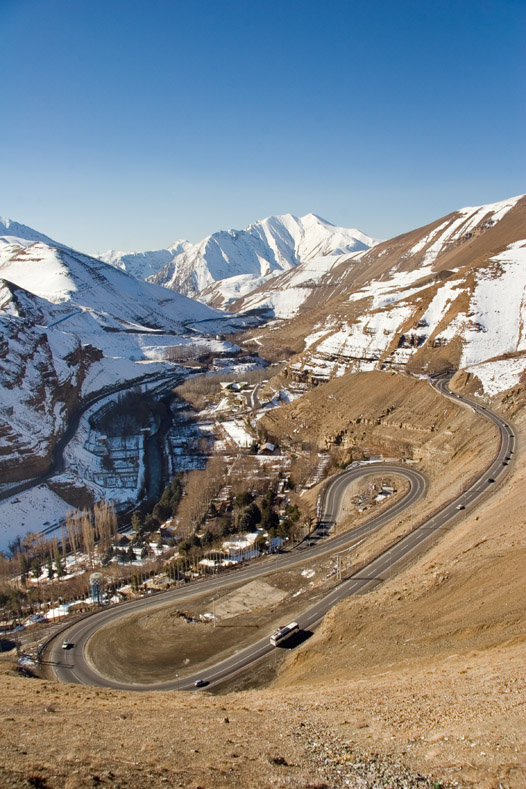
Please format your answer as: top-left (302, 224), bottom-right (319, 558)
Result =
top-left (51, 536), bottom-right (63, 577)
top-left (0, 553), bottom-right (12, 584)
top-left (176, 457), bottom-right (227, 536)
top-left (60, 525), bottom-right (68, 561)
top-left (66, 511), bottom-right (81, 554)
top-left (93, 500), bottom-right (118, 550)
top-left (80, 510), bottom-right (95, 567)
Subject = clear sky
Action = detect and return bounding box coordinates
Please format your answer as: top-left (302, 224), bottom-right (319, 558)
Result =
top-left (1, 0), bottom-right (524, 252)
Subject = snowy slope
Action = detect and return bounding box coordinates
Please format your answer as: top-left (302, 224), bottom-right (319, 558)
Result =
top-left (96, 240), bottom-right (191, 280)
top-left (278, 195), bottom-right (526, 394)
top-left (148, 213), bottom-right (379, 307)
top-left (404, 195), bottom-right (522, 267)
top-left (0, 219), bottom-right (242, 492)
top-left (231, 248), bottom-right (367, 318)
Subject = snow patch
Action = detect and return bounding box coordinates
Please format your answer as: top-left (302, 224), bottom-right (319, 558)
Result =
top-left (461, 241), bottom-right (526, 367)
top-left (0, 485), bottom-right (71, 552)
top-left (466, 357), bottom-right (526, 395)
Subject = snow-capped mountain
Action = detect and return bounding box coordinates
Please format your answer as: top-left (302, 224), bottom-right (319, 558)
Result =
top-left (0, 239), bottom-right (218, 327)
top-left (0, 216), bottom-right (62, 251)
top-left (99, 213), bottom-right (378, 308)
top-left (0, 220), bottom-right (240, 486)
top-left (96, 240), bottom-right (191, 281)
top-left (254, 195), bottom-right (526, 396)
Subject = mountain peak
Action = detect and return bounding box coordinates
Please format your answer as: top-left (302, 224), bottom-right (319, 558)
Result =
top-left (300, 212), bottom-right (334, 227)
top-left (0, 216), bottom-right (61, 248)
top-left (147, 213), bottom-right (378, 305)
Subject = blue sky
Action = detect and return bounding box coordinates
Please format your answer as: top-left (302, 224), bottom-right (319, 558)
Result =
top-left (1, 0), bottom-right (524, 251)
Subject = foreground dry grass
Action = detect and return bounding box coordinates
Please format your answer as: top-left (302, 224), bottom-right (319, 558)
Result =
top-left (1, 660), bottom-right (453, 788)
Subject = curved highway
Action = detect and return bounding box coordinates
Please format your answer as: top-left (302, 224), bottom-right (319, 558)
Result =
top-left (45, 376), bottom-right (515, 691)
top-left (45, 465), bottom-right (425, 689)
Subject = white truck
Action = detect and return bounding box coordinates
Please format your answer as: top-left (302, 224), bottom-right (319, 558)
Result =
top-left (270, 621), bottom-right (299, 647)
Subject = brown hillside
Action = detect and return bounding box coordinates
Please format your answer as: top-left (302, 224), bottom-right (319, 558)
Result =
top-left (238, 196), bottom-right (526, 365)
top-left (260, 370), bottom-right (498, 484)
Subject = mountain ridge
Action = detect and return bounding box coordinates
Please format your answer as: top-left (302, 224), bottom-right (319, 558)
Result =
top-left (0, 220), bottom-right (240, 491)
top-left (236, 194), bottom-right (526, 397)
top-left (96, 213), bottom-right (380, 308)
top-left (0, 216), bottom-right (62, 249)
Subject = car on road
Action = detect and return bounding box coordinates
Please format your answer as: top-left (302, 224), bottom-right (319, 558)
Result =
top-left (194, 679), bottom-right (208, 688)
top-left (488, 478), bottom-right (495, 483)
top-left (61, 640), bottom-right (73, 649)
top-left (456, 504), bottom-right (465, 510)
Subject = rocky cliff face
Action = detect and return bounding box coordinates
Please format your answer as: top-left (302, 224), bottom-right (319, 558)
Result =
top-left (0, 281), bottom-right (102, 481)
top-left (259, 370), bottom-right (491, 465)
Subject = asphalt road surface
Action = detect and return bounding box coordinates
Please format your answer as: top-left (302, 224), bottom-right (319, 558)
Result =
top-left (45, 376), bottom-right (515, 691)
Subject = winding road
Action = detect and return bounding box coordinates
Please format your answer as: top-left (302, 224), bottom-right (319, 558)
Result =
top-left (45, 375), bottom-right (515, 691)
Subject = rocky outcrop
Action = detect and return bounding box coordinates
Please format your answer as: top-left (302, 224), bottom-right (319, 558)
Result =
top-left (0, 282), bottom-right (103, 482)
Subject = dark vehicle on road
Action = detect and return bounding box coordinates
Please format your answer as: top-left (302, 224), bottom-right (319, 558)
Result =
top-left (194, 679), bottom-right (208, 688)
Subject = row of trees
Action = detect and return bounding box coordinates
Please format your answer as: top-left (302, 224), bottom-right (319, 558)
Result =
top-left (0, 500), bottom-right (119, 592)
top-left (65, 500), bottom-right (118, 562)
top-left (164, 343), bottom-right (211, 363)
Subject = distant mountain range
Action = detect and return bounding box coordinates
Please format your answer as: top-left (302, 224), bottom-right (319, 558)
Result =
top-left (0, 219), bottom-right (238, 484)
top-left (97, 240), bottom-right (191, 281)
top-left (97, 213), bottom-right (380, 308)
